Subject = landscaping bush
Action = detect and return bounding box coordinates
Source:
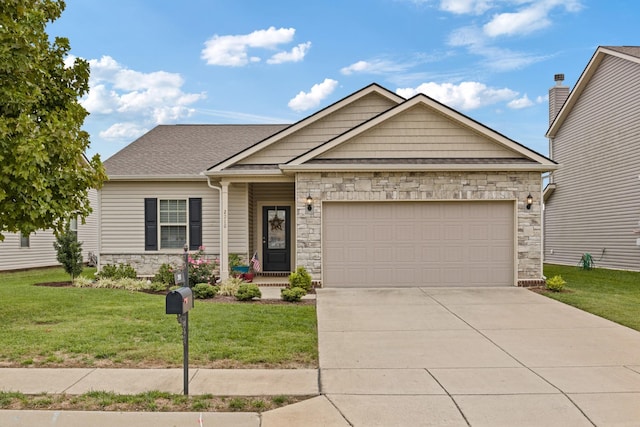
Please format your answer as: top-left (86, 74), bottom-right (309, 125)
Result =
top-left (98, 263), bottom-right (137, 280)
top-left (53, 227), bottom-right (83, 281)
top-left (149, 282), bottom-right (169, 293)
top-left (546, 275), bottom-right (566, 292)
top-left (72, 276), bottom-right (94, 288)
top-left (281, 287), bottom-right (307, 302)
top-left (288, 266), bottom-right (312, 292)
top-left (193, 283), bottom-right (218, 299)
top-left (235, 283), bottom-right (261, 301)
top-left (218, 277), bottom-right (244, 296)
top-left (153, 263), bottom-right (175, 286)
top-left (188, 247), bottom-right (217, 284)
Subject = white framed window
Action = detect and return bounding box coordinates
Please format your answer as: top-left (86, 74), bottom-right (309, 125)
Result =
top-left (159, 199), bottom-right (187, 249)
top-left (20, 233), bottom-right (30, 248)
top-left (69, 217), bottom-right (78, 240)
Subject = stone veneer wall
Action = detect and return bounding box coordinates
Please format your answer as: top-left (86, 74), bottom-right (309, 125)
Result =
top-left (296, 171), bottom-right (543, 286)
top-left (99, 252), bottom-right (222, 277)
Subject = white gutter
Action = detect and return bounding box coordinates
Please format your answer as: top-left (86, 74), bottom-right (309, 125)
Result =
top-left (205, 175), bottom-right (225, 281)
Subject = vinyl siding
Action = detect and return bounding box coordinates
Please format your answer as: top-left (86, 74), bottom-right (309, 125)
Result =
top-left (228, 183), bottom-right (248, 255)
top-left (0, 189), bottom-right (99, 271)
top-left (239, 93), bottom-right (397, 165)
top-left (545, 55), bottom-right (640, 270)
top-left (100, 181), bottom-right (223, 255)
top-left (319, 105), bottom-right (523, 159)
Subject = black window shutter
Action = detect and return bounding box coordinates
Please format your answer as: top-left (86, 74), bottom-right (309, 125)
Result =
top-left (189, 198), bottom-right (202, 250)
top-left (144, 198), bottom-right (158, 251)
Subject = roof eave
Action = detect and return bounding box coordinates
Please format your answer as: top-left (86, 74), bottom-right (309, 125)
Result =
top-left (547, 46), bottom-right (640, 137)
top-left (106, 174), bottom-right (207, 182)
top-left (279, 163), bottom-right (557, 173)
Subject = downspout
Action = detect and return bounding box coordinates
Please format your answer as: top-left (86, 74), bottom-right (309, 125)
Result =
top-left (205, 175), bottom-right (224, 281)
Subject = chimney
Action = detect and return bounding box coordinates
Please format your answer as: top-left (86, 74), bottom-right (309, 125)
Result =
top-left (549, 73), bottom-right (569, 126)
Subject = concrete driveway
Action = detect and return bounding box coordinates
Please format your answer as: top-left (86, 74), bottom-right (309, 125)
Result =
top-left (311, 287), bottom-right (640, 426)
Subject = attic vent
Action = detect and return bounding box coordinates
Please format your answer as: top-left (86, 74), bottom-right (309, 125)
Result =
top-left (554, 73), bottom-right (565, 83)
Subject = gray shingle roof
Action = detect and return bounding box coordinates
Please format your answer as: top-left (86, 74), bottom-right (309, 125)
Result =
top-left (104, 124), bottom-right (289, 177)
top-left (603, 46), bottom-right (640, 58)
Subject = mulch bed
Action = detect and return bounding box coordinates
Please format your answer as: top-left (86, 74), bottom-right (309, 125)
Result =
top-left (33, 282), bottom-right (314, 305)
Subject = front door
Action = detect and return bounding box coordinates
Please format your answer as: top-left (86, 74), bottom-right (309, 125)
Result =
top-left (262, 206), bottom-right (291, 272)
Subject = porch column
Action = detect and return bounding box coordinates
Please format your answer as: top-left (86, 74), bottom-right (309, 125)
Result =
top-left (220, 181), bottom-right (230, 280)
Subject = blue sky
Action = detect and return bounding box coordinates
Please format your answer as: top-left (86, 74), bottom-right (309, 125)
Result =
top-left (48, 0), bottom-right (638, 160)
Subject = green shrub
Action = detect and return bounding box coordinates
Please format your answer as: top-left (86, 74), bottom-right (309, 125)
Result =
top-left (281, 287), bottom-right (307, 302)
top-left (98, 263), bottom-right (137, 280)
top-left (288, 266), bottom-right (312, 292)
top-left (219, 277), bottom-right (244, 296)
top-left (235, 283), bottom-right (261, 301)
top-left (153, 263), bottom-right (176, 286)
top-left (72, 276), bottom-right (94, 288)
top-left (546, 275), bottom-right (566, 292)
top-left (149, 282), bottom-right (169, 293)
top-left (53, 227), bottom-right (83, 281)
top-left (188, 247), bottom-right (217, 284)
top-left (193, 283), bottom-right (218, 299)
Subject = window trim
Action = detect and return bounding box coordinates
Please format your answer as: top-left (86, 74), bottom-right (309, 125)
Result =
top-left (19, 233), bottom-right (30, 248)
top-left (144, 197), bottom-right (202, 251)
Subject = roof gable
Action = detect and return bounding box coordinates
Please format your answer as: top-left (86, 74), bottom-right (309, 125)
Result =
top-left (208, 83), bottom-right (404, 172)
top-left (547, 46), bottom-right (640, 137)
top-left (288, 93), bottom-right (555, 168)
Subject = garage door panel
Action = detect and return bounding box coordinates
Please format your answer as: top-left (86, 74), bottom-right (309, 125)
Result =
top-left (323, 201), bottom-right (514, 287)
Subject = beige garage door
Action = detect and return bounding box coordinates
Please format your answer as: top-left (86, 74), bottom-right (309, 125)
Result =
top-left (322, 201), bottom-right (514, 287)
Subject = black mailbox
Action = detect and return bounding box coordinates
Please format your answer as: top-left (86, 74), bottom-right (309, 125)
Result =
top-left (166, 287), bottom-right (194, 315)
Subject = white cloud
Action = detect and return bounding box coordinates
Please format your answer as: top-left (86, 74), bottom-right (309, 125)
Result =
top-left (396, 81), bottom-right (518, 110)
top-left (99, 123), bottom-right (148, 140)
top-left (340, 58), bottom-right (414, 75)
top-left (439, 0), bottom-right (493, 15)
top-left (288, 79), bottom-right (338, 112)
top-left (82, 55), bottom-right (205, 141)
top-left (267, 42), bottom-right (312, 64)
top-left (202, 27), bottom-right (311, 67)
top-left (484, 0), bottom-right (583, 38)
top-left (507, 94), bottom-right (534, 109)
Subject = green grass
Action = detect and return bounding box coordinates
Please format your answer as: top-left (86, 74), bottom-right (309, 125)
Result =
top-left (0, 268), bottom-right (317, 368)
top-left (543, 264), bottom-right (640, 331)
top-left (0, 390), bottom-right (308, 412)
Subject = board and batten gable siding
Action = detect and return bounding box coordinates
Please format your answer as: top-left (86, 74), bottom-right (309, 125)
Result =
top-left (100, 181), bottom-right (222, 254)
top-left (238, 93), bottom-right (397, 165)
top-left (0, 189), bottom-right (99, 271)
top-left (318, 105), bottom-right (525, 159)
top-left (545, 54), bottom-right (640, 270)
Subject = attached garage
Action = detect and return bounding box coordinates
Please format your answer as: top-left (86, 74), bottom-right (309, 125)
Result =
top-left (322, 201), bottom-right (515, 287)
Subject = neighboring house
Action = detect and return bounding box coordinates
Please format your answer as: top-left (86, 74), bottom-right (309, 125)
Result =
top-left (0, 189), bottom-right (99, 271)
top-left (545, 46), bottom-right (640, 271)
top-left (101, 83), bottom-right (556, 287)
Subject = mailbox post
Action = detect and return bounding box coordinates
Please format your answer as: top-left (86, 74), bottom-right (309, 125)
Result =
top-left (165, 245), bottom-right (193, 395)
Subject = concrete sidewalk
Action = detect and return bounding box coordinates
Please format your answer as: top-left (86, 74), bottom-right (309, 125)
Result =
top-left (3, 287), bottom-right (640, 426)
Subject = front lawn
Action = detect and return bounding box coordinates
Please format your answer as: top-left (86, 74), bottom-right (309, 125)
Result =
top-left (0, 268), bottom-right (317, 368)
top-left (543, 264), bottom-right (640, 331)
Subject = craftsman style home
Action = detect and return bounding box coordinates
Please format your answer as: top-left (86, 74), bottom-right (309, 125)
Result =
top-left (545, 46), bottom-right (640, 271)
top-left (100, 83), bottom-right (556, 287)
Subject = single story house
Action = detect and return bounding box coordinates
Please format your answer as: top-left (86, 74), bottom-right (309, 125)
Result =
top-left (101, 83), bottom-right (556, 287)
top-left (0, 189), bottom-right (99, 271)
top-left (544, 46), bottom-right (640, 271)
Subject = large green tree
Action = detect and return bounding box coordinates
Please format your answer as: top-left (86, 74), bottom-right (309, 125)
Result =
top-left (0, 0), bottom-right (106, 240)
